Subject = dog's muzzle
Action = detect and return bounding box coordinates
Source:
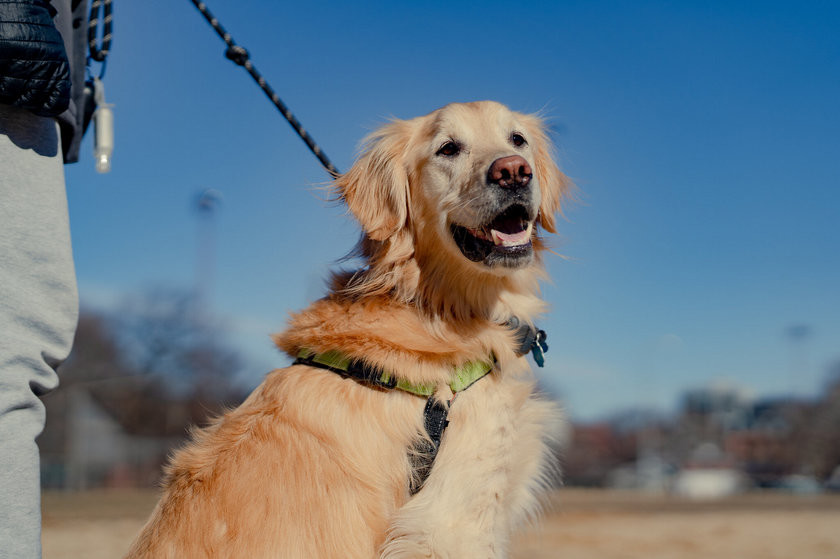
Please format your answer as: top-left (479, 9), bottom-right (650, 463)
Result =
top-left (450, 155), bottom-right (538, 268)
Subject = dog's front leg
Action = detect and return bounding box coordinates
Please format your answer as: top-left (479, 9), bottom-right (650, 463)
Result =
top-left (380, 391), bottom-right (527, 558)
top-left (379, 488), bottom-right (507, 559)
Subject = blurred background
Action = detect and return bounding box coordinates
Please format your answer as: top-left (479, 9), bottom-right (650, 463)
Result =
top-left (38, 0), bottom-right (839, 546)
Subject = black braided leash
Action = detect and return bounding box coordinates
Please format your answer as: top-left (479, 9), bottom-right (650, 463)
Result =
top-left (87, 0), bottom-right (112, 78)
top-left (189, 0), bottom-right (341, 178)
top-left (88, 0), bottom-right (112, 62)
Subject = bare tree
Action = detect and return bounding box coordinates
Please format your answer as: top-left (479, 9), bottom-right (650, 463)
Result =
top-left (40, 289), bottom-right (249, 488)
top-left (116, 287), bottom-right (247, 406)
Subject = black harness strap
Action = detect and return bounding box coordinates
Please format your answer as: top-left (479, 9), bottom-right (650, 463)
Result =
top-left (409, 397), bottom-right (451, 494)
top-left (293, 352), bottom-right (397, 391)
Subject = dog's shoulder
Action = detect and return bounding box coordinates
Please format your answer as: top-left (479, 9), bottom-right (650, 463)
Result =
top-left (273, 295), bottom-right (525, 388)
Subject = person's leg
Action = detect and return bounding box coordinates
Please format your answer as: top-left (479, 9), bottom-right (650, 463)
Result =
top-left (0, 104), bottom-right (78, 558)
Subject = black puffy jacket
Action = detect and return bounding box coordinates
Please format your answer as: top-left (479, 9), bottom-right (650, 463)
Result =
top-left (0, 0), bottom-right (70, 115)
top-left (0, 0), bottom-right (89, 162)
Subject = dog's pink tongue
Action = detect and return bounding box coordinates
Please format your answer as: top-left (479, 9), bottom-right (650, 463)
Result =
top-left (491, 225), bottom-right (531, 247)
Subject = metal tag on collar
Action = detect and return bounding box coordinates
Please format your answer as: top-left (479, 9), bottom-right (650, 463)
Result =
top-left (531, 329), bottom-right (548, 367)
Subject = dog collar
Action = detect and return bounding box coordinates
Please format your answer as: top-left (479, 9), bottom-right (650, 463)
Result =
top-left (293, 349), bottom-right (494, 397)
top-left (293, 316), bottom-right (548, 390)
top-left (506, 316), bottom-right (549, 366)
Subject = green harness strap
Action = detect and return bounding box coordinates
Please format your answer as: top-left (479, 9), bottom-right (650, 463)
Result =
top-left (294, 348), bottom-right (493, 397)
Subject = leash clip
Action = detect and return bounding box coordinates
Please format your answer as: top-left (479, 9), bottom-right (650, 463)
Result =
top-left (531, 329), bottom-right (548, 367)
top-left (507, 317), bottom-right (549, 367)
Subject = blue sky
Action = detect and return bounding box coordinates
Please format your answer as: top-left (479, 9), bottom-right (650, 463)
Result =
top-left (64, 0), bottom-right (840, 421)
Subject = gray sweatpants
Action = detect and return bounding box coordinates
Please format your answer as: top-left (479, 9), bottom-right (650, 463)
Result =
top-left (0, 104), bottom-right (78, 558)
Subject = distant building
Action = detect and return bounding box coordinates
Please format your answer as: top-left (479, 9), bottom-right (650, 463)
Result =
top-left (39, 383), bottom-right (193, 490)
top-left (725, 399), bottom-right (812, 487)
top-left (673, 442), bottom-right (746, 498)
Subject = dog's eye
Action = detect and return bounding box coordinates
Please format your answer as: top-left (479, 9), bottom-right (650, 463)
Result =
top-left (436, 141), bottom-right (461, 157)
top-left (511, 133), bottom-right (527, 147)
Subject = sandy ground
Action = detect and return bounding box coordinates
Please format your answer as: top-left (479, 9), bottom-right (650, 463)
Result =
top-left (42, 488), bottom-right (840, 558)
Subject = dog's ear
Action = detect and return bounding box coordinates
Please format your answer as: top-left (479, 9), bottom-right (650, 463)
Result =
top-left (521, 114), bottom-right (572, 234)
top-left (334, 121), bottom-right (412, 241)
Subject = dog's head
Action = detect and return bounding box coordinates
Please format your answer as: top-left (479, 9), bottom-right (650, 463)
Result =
top-left (335, 101), bottom-right (570, 297)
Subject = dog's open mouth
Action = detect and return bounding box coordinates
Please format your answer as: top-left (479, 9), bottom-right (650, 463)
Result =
top-left (450, 205), bottom-right (535, 267)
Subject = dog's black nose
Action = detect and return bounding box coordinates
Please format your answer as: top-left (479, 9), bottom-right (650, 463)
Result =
top-left (487, 155), bottom-right (532, 189)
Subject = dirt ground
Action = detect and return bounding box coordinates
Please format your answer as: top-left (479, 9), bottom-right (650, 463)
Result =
top-left (42, 488), bottom-right (840, 558)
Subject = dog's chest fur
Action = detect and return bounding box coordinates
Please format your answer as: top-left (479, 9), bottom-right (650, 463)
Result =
top-left (274, 296), bottom-right (560, 558)
top-left (125, 296), bottom-right (558, 559)
top-left (381, 374), bottom-right (559, 558)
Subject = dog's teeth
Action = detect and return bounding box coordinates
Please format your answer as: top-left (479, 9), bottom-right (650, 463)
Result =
top-left (491, 223), bottom-right (533, 247)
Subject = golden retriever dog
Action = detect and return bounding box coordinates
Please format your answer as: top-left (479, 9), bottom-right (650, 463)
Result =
top-left (125, 100), bottom-right (571, 558)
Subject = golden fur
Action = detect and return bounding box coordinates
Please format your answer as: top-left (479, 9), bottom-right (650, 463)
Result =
top-left (125, 101), bottom-right (571, 558)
